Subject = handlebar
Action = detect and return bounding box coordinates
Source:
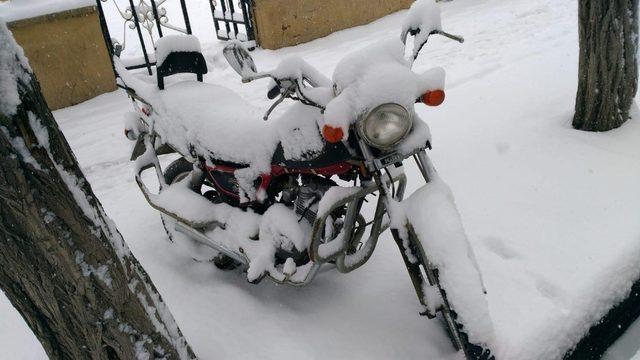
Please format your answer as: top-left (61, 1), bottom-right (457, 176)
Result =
top-left (403, 28), bottom-right (464, 62)
top-left (430, 29), bottom-right (464, 43)
top-left (245, 70), bottom-right (327, 120)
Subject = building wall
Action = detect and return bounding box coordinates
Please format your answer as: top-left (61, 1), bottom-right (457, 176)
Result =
top-left (9, 7), bottom-right (116, 110)
top-left (252, 0), bottom-right (414, 50)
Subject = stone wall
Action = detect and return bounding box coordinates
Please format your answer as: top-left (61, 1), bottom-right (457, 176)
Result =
top-left (8, 7), bottom-right (116, 110)
top-left (252, 0), bottom-right (413, 49)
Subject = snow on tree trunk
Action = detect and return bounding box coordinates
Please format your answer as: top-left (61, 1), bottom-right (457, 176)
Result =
top-left (573, 0), bottom-right (639, 132)
top-left (0, 21), bottom-right (196, 360)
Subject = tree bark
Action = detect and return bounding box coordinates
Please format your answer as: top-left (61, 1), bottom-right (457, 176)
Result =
top-left (0, 22), bottom-right (195, 360)
top-left (573, 0), bottom-right (639, 131)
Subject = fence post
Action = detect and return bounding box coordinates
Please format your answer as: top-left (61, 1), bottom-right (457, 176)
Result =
top-left (127, 0), bottom-right (153, 75)
top-left (180, 0), bottom-right (193, 34)
top-left (95, 0), bottom-right (118, 78)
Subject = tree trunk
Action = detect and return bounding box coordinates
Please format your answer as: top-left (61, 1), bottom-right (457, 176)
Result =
top-left (0, 22), bottom-right (196, 360)
top-left (573, 0), bottom-right (639, 131)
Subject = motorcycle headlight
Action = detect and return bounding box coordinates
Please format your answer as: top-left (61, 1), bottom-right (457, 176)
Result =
top-left (357, 103), bottom-right (412, 149)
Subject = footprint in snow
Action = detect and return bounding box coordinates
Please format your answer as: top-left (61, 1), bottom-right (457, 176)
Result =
top-left (534, 276), bottom-right (562, 299)
top-left (495, 141), bottom-right (511, 155)
top-left (482, 236), bottom-right (522, 260)
top-left (533, 275), bottom-right (569, 313)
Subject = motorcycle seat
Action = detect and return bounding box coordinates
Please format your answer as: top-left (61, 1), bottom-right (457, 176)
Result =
top-left (154, 81), bottom-right (275, 167)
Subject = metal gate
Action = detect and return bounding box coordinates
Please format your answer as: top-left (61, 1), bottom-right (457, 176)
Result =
top-left (210, 0), bottom-right (255, 43)
top-left (96, 0), bottom-right (255, 75)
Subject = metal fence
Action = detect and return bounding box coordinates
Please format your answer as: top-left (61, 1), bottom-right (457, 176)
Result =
top-left (96, 0), bottom-right (255, 75)
top-left (211, 0), bottom-right (255, 42)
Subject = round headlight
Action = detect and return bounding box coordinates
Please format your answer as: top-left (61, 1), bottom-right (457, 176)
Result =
top-left (357, 103), bottom-right (412, 149)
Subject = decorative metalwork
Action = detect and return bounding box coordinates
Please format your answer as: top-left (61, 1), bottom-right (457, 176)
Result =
top-left (210, 0), bottom-right (255, 43)
top-left (96, 0), bottom-right (254, 75)
top-left (96, 0), bottom-right (193, 74)
top-left (105, 0), bottom-right (189, 48)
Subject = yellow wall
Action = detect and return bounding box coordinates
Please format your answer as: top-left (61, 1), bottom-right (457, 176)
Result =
top-left (252, 0), bottom-right (414, 49)
top-left (9, 7), bottom-right (116, 110)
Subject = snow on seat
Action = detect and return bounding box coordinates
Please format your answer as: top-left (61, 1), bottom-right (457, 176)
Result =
top-left (115, 56), bottom-right (325, 200)
top-left (155, 34), bottom-right (202, 67)
top-left (154, 81), bottom-right (276, 167)
top-left (154, 35), bottom-right (207, 89)
top-left (154, 81), bottom-right (326, 171)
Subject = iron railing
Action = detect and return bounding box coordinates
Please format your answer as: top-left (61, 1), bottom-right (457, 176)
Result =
top-left (210, 0), bottom-right (255, 43)
top-left (96, 0), bottom-right (255, 75)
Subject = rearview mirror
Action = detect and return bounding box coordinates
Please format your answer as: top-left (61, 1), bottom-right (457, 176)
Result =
top-left (223, 41), bottom-right (258, 81)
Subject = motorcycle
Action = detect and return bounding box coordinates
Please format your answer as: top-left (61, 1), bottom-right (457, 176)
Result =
top-left (116, 1), bottom-right (494, 358)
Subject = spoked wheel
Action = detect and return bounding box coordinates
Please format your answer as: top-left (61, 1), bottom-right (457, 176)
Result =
top-left (390, 227), bottom-right (493, 360)
top-left (161, 157), bottom-right (241, 270)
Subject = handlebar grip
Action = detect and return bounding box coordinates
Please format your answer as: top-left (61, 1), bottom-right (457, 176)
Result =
top-left (267, 84), bottom-right (281, 100)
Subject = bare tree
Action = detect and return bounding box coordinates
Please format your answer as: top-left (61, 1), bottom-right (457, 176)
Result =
top-left (0, 22), bottom-right (196, 359)
top-left (573, 0), bottom-right (639, 131)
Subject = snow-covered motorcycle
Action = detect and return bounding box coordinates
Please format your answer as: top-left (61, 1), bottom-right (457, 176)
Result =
top-left (117, 1), bottom-right (494, 358)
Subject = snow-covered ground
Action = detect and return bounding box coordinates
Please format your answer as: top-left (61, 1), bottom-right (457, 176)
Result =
top-left (2, 0), bottom-right (640, 358)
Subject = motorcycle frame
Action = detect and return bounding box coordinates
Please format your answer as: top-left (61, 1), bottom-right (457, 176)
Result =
top-left (131, 129), bottom-right (418, 286)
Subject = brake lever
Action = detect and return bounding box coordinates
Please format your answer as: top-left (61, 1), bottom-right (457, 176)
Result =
top-left (263, 95), bottom-right (285, 121)
top-left (263, 87), bottom-right (293, 121)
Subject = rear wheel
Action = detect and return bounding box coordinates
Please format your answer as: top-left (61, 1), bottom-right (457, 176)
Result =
top-left (161, 158), bottom-right (240, 269)
top-left (161, 157), bottom-right (198, 242)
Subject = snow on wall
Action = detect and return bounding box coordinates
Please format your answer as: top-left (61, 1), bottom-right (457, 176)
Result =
top-left (0, 0), bottom-right (95, 22)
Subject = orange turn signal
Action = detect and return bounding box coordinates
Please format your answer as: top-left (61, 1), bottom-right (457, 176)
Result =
top-left (322, 125), bottom-right (344, 143)
top-left (422, 89), bottom-right (445, 106)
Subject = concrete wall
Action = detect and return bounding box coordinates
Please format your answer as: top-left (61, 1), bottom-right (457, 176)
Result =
top-left (253, 0), bottom-right (414, 49)
top-left (8, 7), bottom-right (116, 110)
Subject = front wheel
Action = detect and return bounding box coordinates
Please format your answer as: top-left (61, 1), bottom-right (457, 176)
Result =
top-left (391, 227), bottom-right (493, 360)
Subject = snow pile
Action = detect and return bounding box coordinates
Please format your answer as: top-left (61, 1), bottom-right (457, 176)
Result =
top-left (514, 239), bottom-right (640, 359)
top-left (317, 186), bottom-right (362, 218)
top-left (0, 19), bottom-right (31, 116)
top-left (150, 175), bottom-right (235, 226)
top-left (155, 35), bottom-right (203, 67)
top-left (274, 102), bottom-right (325, 161)
top-left (270, 55), bottom-right (332, 88)
top-left (0, 0), bottom-right (94, 22)
top-left (402, 175), bottom-right (495, 347)
top-left (259, 203), bottom-right (308, 253)
top-left (153, 176), bottom-right (316, 283)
